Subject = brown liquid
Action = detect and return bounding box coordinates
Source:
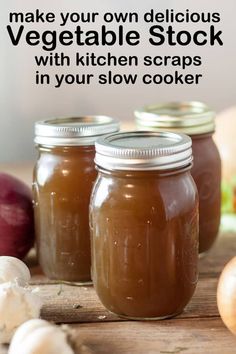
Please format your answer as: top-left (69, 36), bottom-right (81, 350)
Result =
top-left (90, 167), bottom-right (199, 319)
top-left (33, 145), bottom-right (97, 282)
top-left (191, 134), bottom-right (221, 253)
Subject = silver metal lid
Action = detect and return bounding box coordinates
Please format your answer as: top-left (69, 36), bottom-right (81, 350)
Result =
top-left (95, 131), bottom-right (192, 171)
top-left (35, 116), bottom-right (120, 146)
top-left (135, 101), bottom-right (215, 135)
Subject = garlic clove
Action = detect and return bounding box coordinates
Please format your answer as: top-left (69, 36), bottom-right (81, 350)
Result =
top-left (0, 282), bottom-right (42, 344)
top-left (9, 320), bottom-right (74, 354)
top-left (7, 319), bottom-right (51, 349)
top-left (0, 257), bottom-right (31, 286)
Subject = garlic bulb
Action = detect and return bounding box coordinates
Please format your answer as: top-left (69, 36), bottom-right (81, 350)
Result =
top-left (9, 319), bottom-right (74, 354)
top-left (0, 282), bottom-right (42, 344)
top-left (0, 257), bottom-right (31, 285)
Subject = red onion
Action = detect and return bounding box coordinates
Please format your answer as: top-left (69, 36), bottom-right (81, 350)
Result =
top-left (0, 173), bottom-right (34, 259)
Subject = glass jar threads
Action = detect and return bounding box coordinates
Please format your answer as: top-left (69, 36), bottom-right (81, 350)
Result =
top-left (33, 116), bottom-right (119, 283)
top-left (90, 131), bottom-right (199, 320)
top-left (135, 102), bottom-right (221, 254)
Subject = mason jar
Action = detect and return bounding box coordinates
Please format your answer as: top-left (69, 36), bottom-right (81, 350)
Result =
top-left (90, 131), bottom-right (199, 320)
top-left (33, 116), bottom-right (119, 283)
top-left (135, 102), bottom-right (221, 254)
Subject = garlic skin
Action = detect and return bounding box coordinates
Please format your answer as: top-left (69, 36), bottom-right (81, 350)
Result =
top-left (0, 283), bottom-right (42, 344)
top-left (0, 257), bottom-right (31, 286)
top-left (9, 319), bottom-right (74, 354)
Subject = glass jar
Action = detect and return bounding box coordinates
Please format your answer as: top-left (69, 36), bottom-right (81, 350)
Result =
top-left (135, 102), bottom-right (221, 254)
top-left (90, 131), bottom-right (199, 320)
top-left (33, 116), bottom-right (119, 283)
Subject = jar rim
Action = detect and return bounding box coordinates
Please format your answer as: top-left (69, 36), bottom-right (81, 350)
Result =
top-left (134, 101), bottom-right (215, 135)
top-left (95, 131), bottom-right (193, 171)
top-left (34, 116), bottom-right (120, 146)
top-left (96, 163), bottom-right (193, 177)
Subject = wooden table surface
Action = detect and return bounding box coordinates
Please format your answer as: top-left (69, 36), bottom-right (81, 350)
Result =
top-left (1, 163), bottom-right (236, 353)
top-left (24, 233), bottom-right (235, 354)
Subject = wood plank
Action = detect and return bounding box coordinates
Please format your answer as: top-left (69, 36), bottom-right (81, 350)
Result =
top-left (1, 318), bottom-right (234, 354)
top-left (31, 277), bottom-right (219, 324)
top-left (69, 318), bottom-right (236, 354)
top-left (199, 232), bottom-right (236, 276)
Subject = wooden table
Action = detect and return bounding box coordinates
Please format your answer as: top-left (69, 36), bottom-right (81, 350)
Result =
top-left (24, 233), bottom-right (235, 354)
top-left (1, 163), bottom-right (236, 353)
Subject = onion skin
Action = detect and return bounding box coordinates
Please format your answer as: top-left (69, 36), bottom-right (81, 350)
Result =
top-left (217, 257), bottom-right (236, 335)
top-left (0, 173), bottom-right (34, 259)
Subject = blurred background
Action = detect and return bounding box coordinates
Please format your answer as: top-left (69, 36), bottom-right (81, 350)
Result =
top-left (0, 0), bottom-right (236, 163)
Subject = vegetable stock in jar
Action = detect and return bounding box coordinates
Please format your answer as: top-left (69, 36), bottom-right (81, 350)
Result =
top-left (135, 101), bottom-right (221, 254)
top-left (90, 131), bottom-right (199, 319)
top-left (33, 116), bottom-right (119, 283)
